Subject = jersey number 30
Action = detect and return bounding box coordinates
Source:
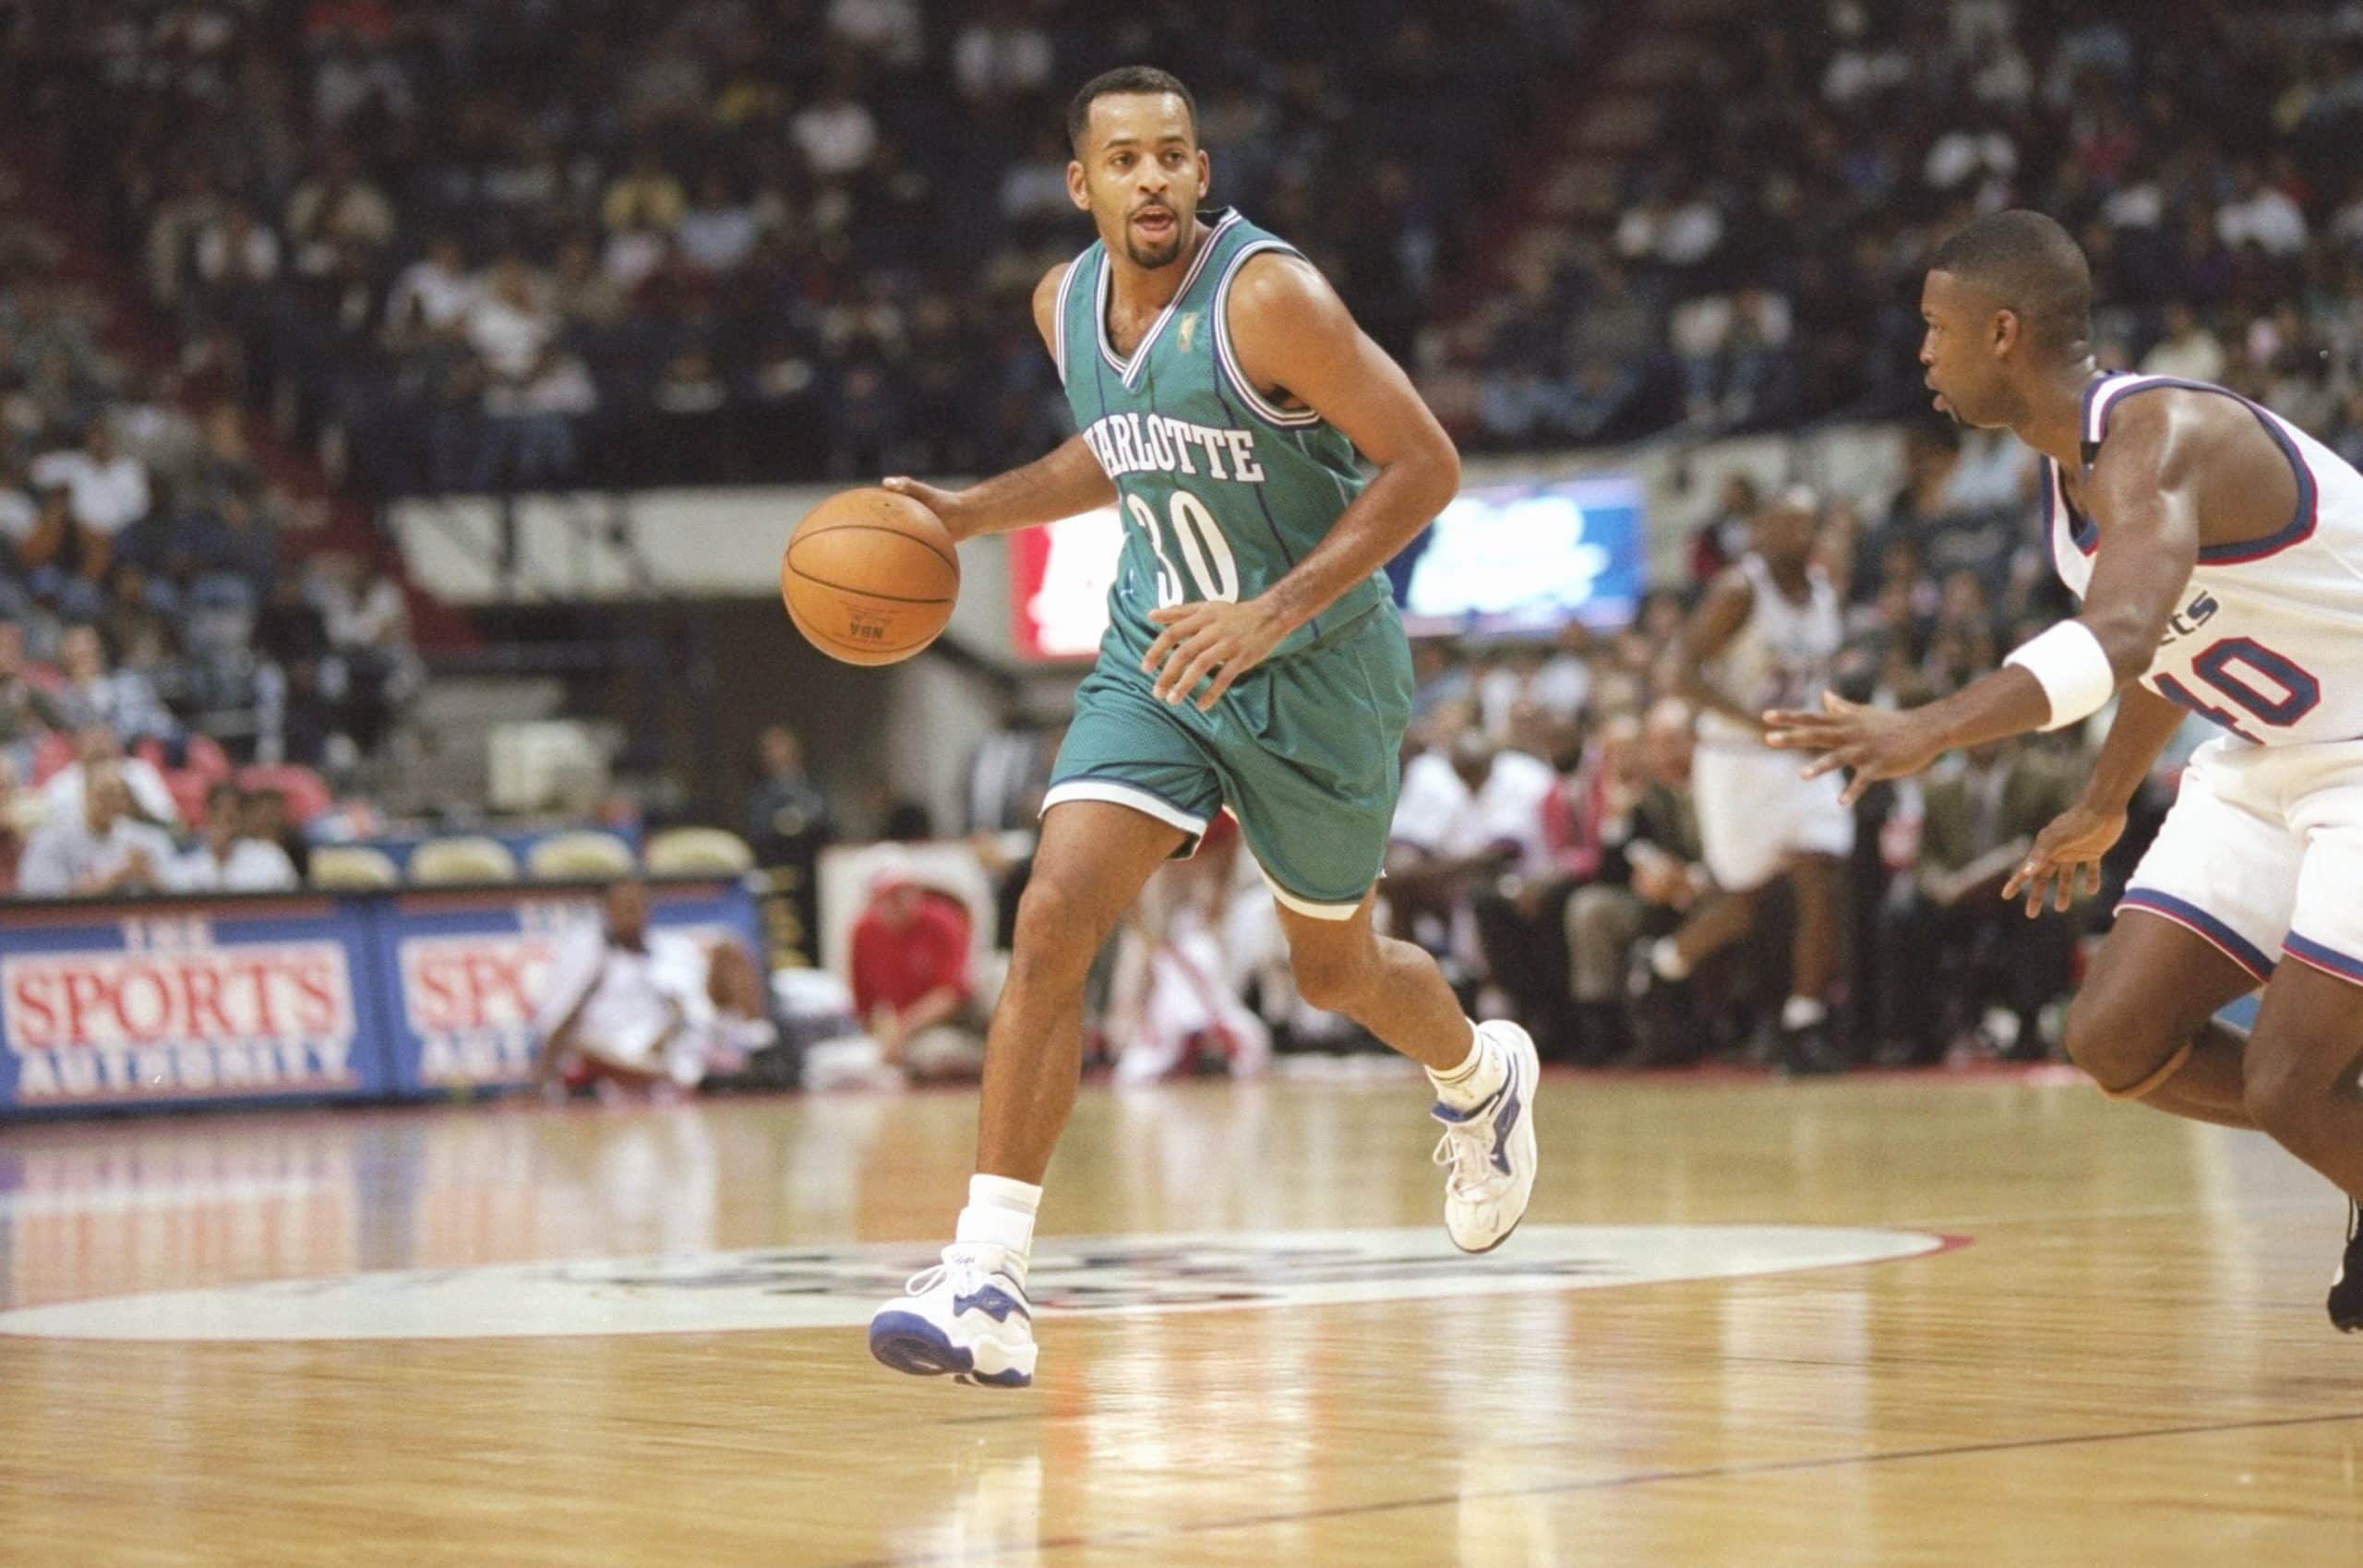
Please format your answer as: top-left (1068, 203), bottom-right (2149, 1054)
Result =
top-left (1126, 490), bottom-right (1241, 606)
top-left (2153, 636), bottom-right (2321, 742)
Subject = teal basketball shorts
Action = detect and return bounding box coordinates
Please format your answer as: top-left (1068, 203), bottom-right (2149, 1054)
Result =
top-left (1042, 602), bottom-right (1416, 920)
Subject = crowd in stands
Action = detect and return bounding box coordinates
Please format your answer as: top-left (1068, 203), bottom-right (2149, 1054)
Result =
top-left (20, 3), bottom-right (2363, 487)
top-left (1454, 0), bottom-right (2363, 449)
top-left (6, 0), bottom-right (1582, 497)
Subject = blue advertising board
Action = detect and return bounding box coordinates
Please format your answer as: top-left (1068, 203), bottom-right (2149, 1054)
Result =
top-left (0, 896), bottom-right (383, 1111)
top-left (0, 879), bottom-right (761, 1117)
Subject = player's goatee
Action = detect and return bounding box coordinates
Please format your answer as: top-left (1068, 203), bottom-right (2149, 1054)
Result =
top-left (1126, 233), bottom-right (1185, 269)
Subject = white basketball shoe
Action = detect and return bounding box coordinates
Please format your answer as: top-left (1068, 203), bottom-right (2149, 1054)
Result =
top-left (1430, 1021), bottom-right (1541, 1253)
top-left (868, 1243), bottom-right (1038, 1387)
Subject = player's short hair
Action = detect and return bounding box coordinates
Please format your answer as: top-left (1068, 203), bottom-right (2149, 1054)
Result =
top-left (1927, 209), bottom-right (2093, 355)
top-left (1066, 66), bottom-right (1197, 154)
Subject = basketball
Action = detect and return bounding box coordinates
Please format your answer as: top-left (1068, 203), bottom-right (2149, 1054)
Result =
top-left (779, 487), bottom-right (960, 666)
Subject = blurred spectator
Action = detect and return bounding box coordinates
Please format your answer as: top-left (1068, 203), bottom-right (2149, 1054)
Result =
top-left (1386, 725), bottom-right (1556, 996)
top-left (791, 74), bottom-right (881, 180)
top-left (453, 254), bottom-right (593, 491)
top-left (50, 625), bottom-right (174, 744)
top-left (532, 880), bottom-right (723, 1098)
top-left (0, 621), bottom-right (66, 752)
top-left (243, 784), bottom-right (309, 879)
top-left (2141, 302), bottom-right (2227, 383)
top-left (849, 856), bottom-right (984, 1083)
top-left (284, 146), bottom-right (396, 277)
top-left (175, 783), bottom-right (299, 892)
top-left (29, 424), bottom-right (150, 579)
top-left (384, 233), bottom-right (479, 345)
top-left (1872, 738), bottom-right (2081, 1064)
top-left (1563, 700), bottom-right (1708, 1062)
top-left (18, 762), bottom-right (178, 897)
top-left (0, 751), bottom-right (22, 893)
top-left (746, 722), bottom-right (834, 940)
top-left (1685, 473), bottom-right (1761, 587)
top-left (41, 724), bottom-right (179, 828)
top-left (1106, 820), bottom-right (1273, 1083)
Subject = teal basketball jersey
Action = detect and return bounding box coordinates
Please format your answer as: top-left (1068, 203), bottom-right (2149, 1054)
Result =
top-left (1053, 208), bottom-right (1392, 663)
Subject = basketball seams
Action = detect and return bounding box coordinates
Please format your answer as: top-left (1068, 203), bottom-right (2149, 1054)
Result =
top-left (782, 572), bottom-right (954, 605)
top-left (794, 519), bottom-right (961, 576)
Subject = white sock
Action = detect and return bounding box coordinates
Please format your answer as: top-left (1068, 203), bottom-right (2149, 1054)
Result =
top-left (1781, 995), bottom-right (1828, 1031)
top-left (1427, 1023), bottom-right (1507, 1111)
top-left (1650, 938), bottom-right (1693, 982)
top-left (954, 1173), bottom-right (1041, 1275)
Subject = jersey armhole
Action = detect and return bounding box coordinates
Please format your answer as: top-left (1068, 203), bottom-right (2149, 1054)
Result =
top-left (1212, 242), bottom-right (1325, 429)
top-left (1050, 254), bottom-right (1085, 388)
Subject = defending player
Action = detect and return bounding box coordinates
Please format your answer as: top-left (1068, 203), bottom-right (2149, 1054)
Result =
top-left (1765, 209), bottom-right (2363, 1329)
top-left (864, 67), bottom-right (1539, 1387)
top-left (1642, 486), bottom-right (1852, 1073)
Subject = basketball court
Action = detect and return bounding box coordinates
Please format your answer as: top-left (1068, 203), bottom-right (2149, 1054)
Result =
top-left (4, 1070), bottom-right (2356, 1565)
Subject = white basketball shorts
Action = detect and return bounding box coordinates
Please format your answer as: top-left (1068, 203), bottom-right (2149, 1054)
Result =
top-left (1692, 742), bottom-right (1857, 892)
top-left (2119, 736), bottom-right (2363, 988)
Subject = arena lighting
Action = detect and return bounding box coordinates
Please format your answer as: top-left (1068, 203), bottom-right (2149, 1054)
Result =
top-left (1006, 474), bottom-right (1647, 660)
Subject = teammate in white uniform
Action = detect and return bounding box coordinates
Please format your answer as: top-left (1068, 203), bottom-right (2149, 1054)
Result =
top-left (1766, 209), bottom-right (2363, 1330)
top-left (1646, 487), bottom-right (1853, 1073)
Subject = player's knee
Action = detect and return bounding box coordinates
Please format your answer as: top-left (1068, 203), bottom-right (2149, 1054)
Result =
top-left (1291, 943), bottom-right (1373, 1017)
top-left (1007, 880), bottom-right (1098, 988)
top-left (2059, 987), bottom-right (2179, 1096)
top-left (2241, 1044), bottom-right (2324, 1143)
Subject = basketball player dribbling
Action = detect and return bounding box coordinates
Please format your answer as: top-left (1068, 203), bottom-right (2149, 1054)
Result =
top-left (1767, 209), bottom-right (2363, 1330)
top-left (864, 67), bottom-right (1540, 1387)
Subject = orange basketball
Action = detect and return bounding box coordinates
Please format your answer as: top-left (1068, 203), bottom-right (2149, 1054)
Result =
top-left (779, 487), bottom-right (960, 666)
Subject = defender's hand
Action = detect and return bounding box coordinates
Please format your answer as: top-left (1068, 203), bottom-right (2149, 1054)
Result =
top-left (1763, 690), bottom-right (1949, 807)
top-left (2000, 803), bottom-right (2124, 917)
top-left (1141, 599), bottom-right (1290, 711)
top-left (881, 475), bottom-right (976, 543)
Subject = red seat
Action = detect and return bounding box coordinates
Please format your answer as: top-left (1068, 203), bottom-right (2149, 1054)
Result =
top-left (29, 733), bottom-right (75, 786)
top-left (235, 763), bottom-right (334, 823)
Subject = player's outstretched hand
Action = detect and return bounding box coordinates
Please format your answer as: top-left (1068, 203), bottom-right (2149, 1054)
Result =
top-left (880, 475), bottom-right (974, 542)
top-left (1999, 802), bottom-right (2125, 917)
top-left (1761, 689), bottom-right (1947, 807)
top-left (1142, 599), bottom-right (1290, 711)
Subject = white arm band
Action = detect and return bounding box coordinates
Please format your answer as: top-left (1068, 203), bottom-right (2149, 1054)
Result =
top-left (2004, 620), bottom-right (2118, 731)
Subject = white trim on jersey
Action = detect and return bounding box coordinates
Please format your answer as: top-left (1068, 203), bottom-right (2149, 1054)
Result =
top-left (1252, 857), bottom-right (1365, 921)
top-left (1051, 254), bottom-right (1084, 388)
top-left (1040, 779), bottom-right (1209, 841)
top-left (1094, 209), bottom-right (1241, 387)
top-left (1212, 240), bottom-right (1325, 428)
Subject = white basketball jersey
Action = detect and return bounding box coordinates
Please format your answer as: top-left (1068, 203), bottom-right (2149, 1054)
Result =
top-left (2045, 372), bottom-right (2363, 748)
top-left (1699, 554), bottom-right (1843, 746)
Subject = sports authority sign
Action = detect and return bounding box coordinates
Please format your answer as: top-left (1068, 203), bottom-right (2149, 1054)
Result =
top-left (0, 904), bottom-right (364, 1107)
top-left (0, 1226), bottom-right (1954, 1340)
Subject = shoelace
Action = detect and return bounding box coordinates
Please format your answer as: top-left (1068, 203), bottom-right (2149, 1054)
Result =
top-left (903, 1245), bottom-right (1008, 1299)
top-left (1432, 1119), bottom-right (1500, 1201)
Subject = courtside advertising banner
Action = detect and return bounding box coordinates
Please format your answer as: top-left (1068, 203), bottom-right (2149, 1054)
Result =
top-left (0, 899), bottom-right (378, 1110)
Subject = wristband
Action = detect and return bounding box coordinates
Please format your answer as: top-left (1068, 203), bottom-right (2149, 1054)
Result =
top-left (2004, 620), bottom-right (2117, 731)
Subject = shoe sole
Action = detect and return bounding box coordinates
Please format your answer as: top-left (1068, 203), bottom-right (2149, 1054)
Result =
top-left (1450, 1023), bottom-right (1541, 1255)
top-left (869, 1310), bottom-right (1035, 1387)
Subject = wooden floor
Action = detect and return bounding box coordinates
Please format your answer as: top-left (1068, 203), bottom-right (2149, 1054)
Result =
top-left (3, 1068), bottom-right (2360, 1566)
